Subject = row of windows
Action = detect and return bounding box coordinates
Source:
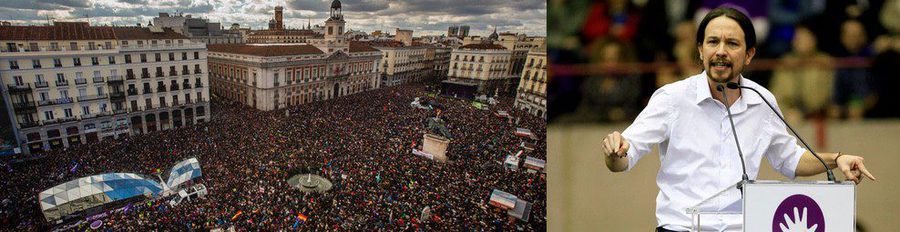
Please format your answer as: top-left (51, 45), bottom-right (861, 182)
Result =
top-left (9, 65), bottom-right (203, 87)
top-left (6, 52), bottom-right (202, 70)
top-left (452, 54), bottom-right (511, 63)
top-left (27, 91), bottom-right (205, 119)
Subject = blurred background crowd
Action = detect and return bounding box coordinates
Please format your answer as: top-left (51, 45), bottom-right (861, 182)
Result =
top-left (549, 0), bottom-right (900, 124)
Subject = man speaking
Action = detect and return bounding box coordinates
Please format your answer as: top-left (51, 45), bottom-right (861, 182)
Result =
top-left (602, 7), bottom-right (876, 232)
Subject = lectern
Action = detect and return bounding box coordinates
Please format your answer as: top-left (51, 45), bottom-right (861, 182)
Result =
top-left (686, 180), bottom-right (854, 231)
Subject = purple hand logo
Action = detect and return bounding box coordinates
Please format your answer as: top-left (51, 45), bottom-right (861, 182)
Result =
top-left (772, 194), bottom-right (825, 232)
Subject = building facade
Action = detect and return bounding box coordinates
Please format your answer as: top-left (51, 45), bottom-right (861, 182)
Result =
top-left (207, 1), bottom-right (381, 111)
top-left (514, 47), bottom-right (547, 118)
top-left (0, 22), bottom-right (210, 154)
top-left (207, 43), bottom-right (380, 111)
top-left (152, 13), bottom-right (244, 44)
top-left (447, 43), bottom-right (515, 94)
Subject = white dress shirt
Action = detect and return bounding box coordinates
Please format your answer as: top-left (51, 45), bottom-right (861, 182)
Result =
top-left (622, 72), bottom-right (806, 231)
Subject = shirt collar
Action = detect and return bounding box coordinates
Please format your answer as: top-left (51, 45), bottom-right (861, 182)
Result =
top-left (693, 71), bottom-right (763, 106)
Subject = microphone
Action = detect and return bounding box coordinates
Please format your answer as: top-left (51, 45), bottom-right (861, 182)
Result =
top-left (725, 82), bottom-right (836, 182)
top-left (716, 83), bottom-right (751, 190)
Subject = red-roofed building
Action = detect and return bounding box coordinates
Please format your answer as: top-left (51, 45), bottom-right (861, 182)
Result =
top-left (205, 0), bottom-right (382, 111)
top-left (207, 42), bottom-right (381, 111)
top-left (1, 22), bottom-right (210, 154)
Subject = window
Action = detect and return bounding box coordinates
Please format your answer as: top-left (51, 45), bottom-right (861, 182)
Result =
top-left (194, 64), bottom-right (201, 74)
top-left (88, 42), bottom-right (96, 50)
top-left (40, 92), bottom-right (49, 101)
top-left (154, 53), bottom-right (161, 62)
top-left (140, 54), bottom-right (147, 62)
top-left (137, 40), bottom-right (143, 45)
top-left (93, 71), bottom-right (101, 78)
top-left (125, 55), bottom-right (132, 63)
top-left (168, 53), bottom-right (174, 61)
top-left (91, 57), bottom-right (99, 65)
top-left (44, 111), bottom-right (55, 120)
top-left (79, 89), bottom-right (87, 97)
top-left (32, 59), bottom-right (41, 68)
top-left (13, 76), bottom-right (23, 85)
top-left (104, 42), bottom-right (112, 49)
top-left (108, 56), bottom-right (116, 64)
top-left (64, 108), bottom-right (73, 118)
top-left (60, 90), bottom-right (69, 98)
top-left (69, 42), bottom-right (78, 50)
top-left (56, 73), bottom-right (65, 82)
top-left (54, 58), bottom-right (62, 67)
top-left (8, 61), bottom-right (18, 69)
top-left (182, 52), bottom-right (187, 60)
top-left (193, 51), bottom-right (200, 59)
top-left (50, 42), bottom-right (59, 51)
top-left (73, 57), bottom-right (81, 66)
top-left (151, 40), bottom-right (157, 45)
top-left (96, 86), bottom-right (105, 95)
top-left (82, 106), bottom-right (90, 115)
top-left (122, 41), bottom-right (129, 45)
top-left (36, 74), bottom-right (45, 83)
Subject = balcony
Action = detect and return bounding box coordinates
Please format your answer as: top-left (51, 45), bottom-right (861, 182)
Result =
top-left (127, 88), bottom-right (138, 96)
top-left (118, 43), bottom-right (205, 52)
top-left (194, 82), bottom-right (203, 88)
top-left (107, 76), bottom-right (124, 84)
top-left (38, 97), bottom-right (74, 106)
top-left (93, 76), bottom-right (105, 83)
top-left (143, 88), bottom-right (153, 94)
top-left (194, 69), bottom-right (202, 74)
top-left (182, 83), bottom-right (191, 89)
top-left (12, 101), bottom-right (37, 112)
top-left (20, 121), bottom-right (41, 128)
top-left (141, 73), bottom-right (151, 79)
top-left (169, 71), bottom-right (178, 77)
top-left (109, 92), bottom-right (125, 100)
top-left (75, 78), bottom-right (88, 85)
top-left (54, 80), bottom-right (69, 87)
top-left (113, 109), bottom-right (128, 115)
top-left (170, 85), bottom-right (179, 91)
top-left (126, 74), bottom-right (136, 80)
top-left (155, 72), bottom-right (164, 78)
top-left (157, 85), bottom-right (167, 92)
top-left (77, 94), bottom-right (107, 102)
top-left (0, 45), bottom-right (119, 58)
top-left (7, 84), bottom-right (33, 93)
top-left (44, 116), bottom-right (78, 125)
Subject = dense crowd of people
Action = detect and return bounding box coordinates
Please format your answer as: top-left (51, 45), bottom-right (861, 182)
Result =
top-left (0, 83), bottom-right (547, 231)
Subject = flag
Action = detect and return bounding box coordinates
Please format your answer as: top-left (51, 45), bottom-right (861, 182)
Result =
top-left (69, 161), bottom-right (79, 173)
top-left (231, 210), bottom-right (243, 221)
top-left (297, 212), bottom-right (308, 222)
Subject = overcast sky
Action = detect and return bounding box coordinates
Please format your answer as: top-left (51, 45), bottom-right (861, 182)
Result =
top-left (0, 0), bottom-right (547, 37)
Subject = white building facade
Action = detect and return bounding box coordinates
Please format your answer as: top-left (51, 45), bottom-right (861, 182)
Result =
top-left (0, 22), bottom-right (210, 153)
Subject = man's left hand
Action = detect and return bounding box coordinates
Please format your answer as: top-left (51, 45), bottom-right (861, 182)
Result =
top-left (836, 154), bottom-right (876, 184)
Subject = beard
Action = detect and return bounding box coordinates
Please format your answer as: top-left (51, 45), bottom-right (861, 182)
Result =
top-left (705, 59), bottom-right (739, 83)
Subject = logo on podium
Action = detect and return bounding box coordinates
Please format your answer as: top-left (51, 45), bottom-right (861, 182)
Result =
top-left (773, 194), bottom-right (825, 232)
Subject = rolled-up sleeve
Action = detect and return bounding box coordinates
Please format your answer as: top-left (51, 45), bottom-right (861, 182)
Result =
top-left (764, 106), bottom-right (806, 180)
top-left (622, 88), bottom-right (675, 172)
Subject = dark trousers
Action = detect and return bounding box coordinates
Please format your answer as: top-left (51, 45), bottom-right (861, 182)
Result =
top-left (656, 226), bottom-right (685, 232)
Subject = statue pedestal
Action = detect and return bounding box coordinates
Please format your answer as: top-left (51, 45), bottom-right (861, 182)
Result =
top-left (423, 134), bottom-right (450, 162)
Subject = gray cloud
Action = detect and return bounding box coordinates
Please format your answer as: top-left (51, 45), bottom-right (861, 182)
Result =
top-left (0, 0), bottom-right (90, 10)
top-left (1, 0), bottom-right (545, 36)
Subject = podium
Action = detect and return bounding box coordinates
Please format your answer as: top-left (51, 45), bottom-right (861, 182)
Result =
top-left (686, 180), bottom-right (854, 231)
